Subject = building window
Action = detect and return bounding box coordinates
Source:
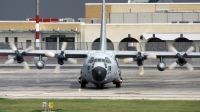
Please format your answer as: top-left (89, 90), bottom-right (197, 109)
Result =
top-left (14, 37), bottom-right (18, 42)
top-left (14, 37), bottom-right (18, 48)
top-left (26, 40), bottom-right (31, 48)
top-left (5, 37), bottom-right (8, 42)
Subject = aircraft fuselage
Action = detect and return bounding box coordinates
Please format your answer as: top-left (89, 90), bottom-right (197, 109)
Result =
top-left (80, 52), bottom-right (122, 87)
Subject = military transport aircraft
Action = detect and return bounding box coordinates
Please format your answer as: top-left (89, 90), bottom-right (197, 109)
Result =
top-left (0, 0), bottom-right (198, 89)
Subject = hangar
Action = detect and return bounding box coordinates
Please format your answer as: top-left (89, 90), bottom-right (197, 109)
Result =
top-left (0, 1), bottom-right (200, 51)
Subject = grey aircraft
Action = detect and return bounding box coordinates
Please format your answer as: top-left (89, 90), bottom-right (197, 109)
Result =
top-left (0, 0), bottom-right (199, 89)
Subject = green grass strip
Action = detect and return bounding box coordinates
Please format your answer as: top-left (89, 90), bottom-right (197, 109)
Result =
top-left (0, 99), bottom-right (200, 112)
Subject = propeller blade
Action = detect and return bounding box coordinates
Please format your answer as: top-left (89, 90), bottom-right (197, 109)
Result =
top-left (186, 46), bottom-right (195, 54)
top-left (123, 58), bottom-right (133, 63)
top-left (68, 58), bottom-right (77, 64)
top-left (23, 61), bottom-right (30, 71)
top-left (186, 63), bottom-right (194, 71)
top-left (5, 59), bottom-right (14, 66)
top-left (61, 42), bottom-right (67, 51)
top-left (45, 51), bottom-right (55, 57)
top-left (139, 66), bottom-right (144, 76)
top-left (136, 42), bottom-right (141, 52)
top-left (169, 46), bottom-right (178, 54)
top-left (147, 55), bottom-right (157, 59)
top-left (168, 62), bottom-right (177, 70)
top-left (25, 46), bottom-right (34, 53)
top-left (54, 64), bottom-right (61, 74)
top-left (9, 42), bottom-right (17, 51)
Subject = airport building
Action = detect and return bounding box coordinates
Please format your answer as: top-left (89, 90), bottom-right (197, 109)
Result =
top-left (0, 1), bottom-right (200, 51)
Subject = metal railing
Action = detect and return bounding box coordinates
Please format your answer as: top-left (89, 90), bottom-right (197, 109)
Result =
top-left (0, 42), bottom-right (199, 52)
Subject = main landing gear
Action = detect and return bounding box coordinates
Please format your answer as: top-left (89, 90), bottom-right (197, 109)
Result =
top-left (115, 77), bottom-right (123, 88)
top-left (78, 77), bottom-right (88, 88)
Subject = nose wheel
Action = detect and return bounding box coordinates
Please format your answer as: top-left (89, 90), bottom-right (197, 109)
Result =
top-left (94, 84), bottom-right (104, 89)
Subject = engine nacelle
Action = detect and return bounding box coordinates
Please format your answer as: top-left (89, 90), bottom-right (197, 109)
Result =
top-left (35, 61), bottom-right (45, 69)
top-left (157, 62), bottom-right (166, 71)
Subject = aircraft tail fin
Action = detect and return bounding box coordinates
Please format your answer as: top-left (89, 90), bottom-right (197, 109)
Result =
top-left (99, 0), bottom-right (107, 51)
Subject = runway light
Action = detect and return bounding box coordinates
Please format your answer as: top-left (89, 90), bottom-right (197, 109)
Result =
top-left (78, 88), bottom-right (82, 92)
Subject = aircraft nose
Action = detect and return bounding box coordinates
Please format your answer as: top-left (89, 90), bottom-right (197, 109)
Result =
top-left (92, 66), bottom-right (107, 82)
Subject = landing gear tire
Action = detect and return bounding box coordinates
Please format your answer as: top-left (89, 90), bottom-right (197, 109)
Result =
top-left (95, 84), bottom-right (99, 89)
top-left (116, 82), bottom-right (121, 88)
top-left (99, 85), bottom-right (104, 89)
top-left (94, 84), bottom-right (104, 89)
top-left (81, 81), bottom-right (87, 88)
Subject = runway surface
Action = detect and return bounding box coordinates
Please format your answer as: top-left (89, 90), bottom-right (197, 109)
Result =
top-left (0, 68), bottom-right (200, 100)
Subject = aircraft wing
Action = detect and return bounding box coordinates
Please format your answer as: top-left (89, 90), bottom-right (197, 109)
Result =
top-left (0, 50), bottom-right (88, 58)
top-left (114, 51), bottom-right (200, 58)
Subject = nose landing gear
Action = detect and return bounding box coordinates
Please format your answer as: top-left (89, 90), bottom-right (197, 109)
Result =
top-left (94, 84), bottom-right (104, 89)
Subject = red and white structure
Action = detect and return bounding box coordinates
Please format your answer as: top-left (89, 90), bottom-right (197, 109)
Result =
top-left (36, 0), bottom-right (40, 49)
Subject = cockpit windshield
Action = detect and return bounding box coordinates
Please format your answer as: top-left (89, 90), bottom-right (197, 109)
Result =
top-left (88, 57), bottom-right (111, 63)
top-left (97, 59), bottom-right (101, 62)
top-left (88, 57), bottom-right (94, 63)
top-left (105, 57), bottom-right (111, 63)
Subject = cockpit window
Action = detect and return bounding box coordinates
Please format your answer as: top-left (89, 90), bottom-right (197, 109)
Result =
top-left (88, 57), bottom-right (94, 63)
top-left (91, 58), bottom-right (110, 63)
top-left (97, 59), bottom-right (101, 62)
top-left (105, 57), bottom-right (111, 63)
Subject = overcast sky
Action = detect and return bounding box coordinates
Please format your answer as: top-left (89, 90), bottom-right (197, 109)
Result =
top-left (0, 0), bottom-right (199, 21)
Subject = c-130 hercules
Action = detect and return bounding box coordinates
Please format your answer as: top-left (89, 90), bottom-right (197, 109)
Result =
top-left (1, 0), bottom-right (198, 89)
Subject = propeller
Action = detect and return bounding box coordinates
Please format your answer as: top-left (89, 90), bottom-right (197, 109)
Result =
top-left (139, 65), bottom-right (144, 76)
top-left (5, 42), bottom-right (34, 71)
top-left (168, 46), bottom-right (194, 71)
top-left (123, 42), bottom-right (157, 75)
top-left (45, 42), bottom-right (77, 73)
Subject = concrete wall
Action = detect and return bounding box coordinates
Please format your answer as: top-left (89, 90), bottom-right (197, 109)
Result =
top-left (85, 4), bottom-right (111, 22)
top-left (86, 3), bottom-right (200, 22)
top-left (0, 32), bottom-right (35, 42)
top-left (40, 22), bottom-right (81, 31)
top-left (0, 21), bottom-right (35, 30)
top-left (82, 24), bottom-right (200, 43)
top-left (152, 13), bottom-right (167, 23)
top-left (138, 13), bottom-right (152, 23)
top-left (109, 13), bottom-right (124, 23)
top-left (183, 13), bottom-right (199, 23)
top-left (168, 13), bottom-right (182, 23)
top-left (124, 13), bottom-right (137, 23)
top-left (110, 12), bottom-right (200, 23)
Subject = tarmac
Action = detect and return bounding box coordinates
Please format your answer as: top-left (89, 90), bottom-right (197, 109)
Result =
top-left (0, 68), bottom-right (200, 100)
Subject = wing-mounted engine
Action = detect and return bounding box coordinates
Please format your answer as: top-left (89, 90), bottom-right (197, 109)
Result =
top-left (168, 46), bottom-right (194, 71)
top-left (35, 55), bottom-right (46, 70)
top-left (157, 57), bottom-right (166, 71)
top-left (5, 42), bottom-right (34, 71)
top-left (45, 42), bottom-right (77, 73)
top-left (123, 43), bottom-right (156, 75)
